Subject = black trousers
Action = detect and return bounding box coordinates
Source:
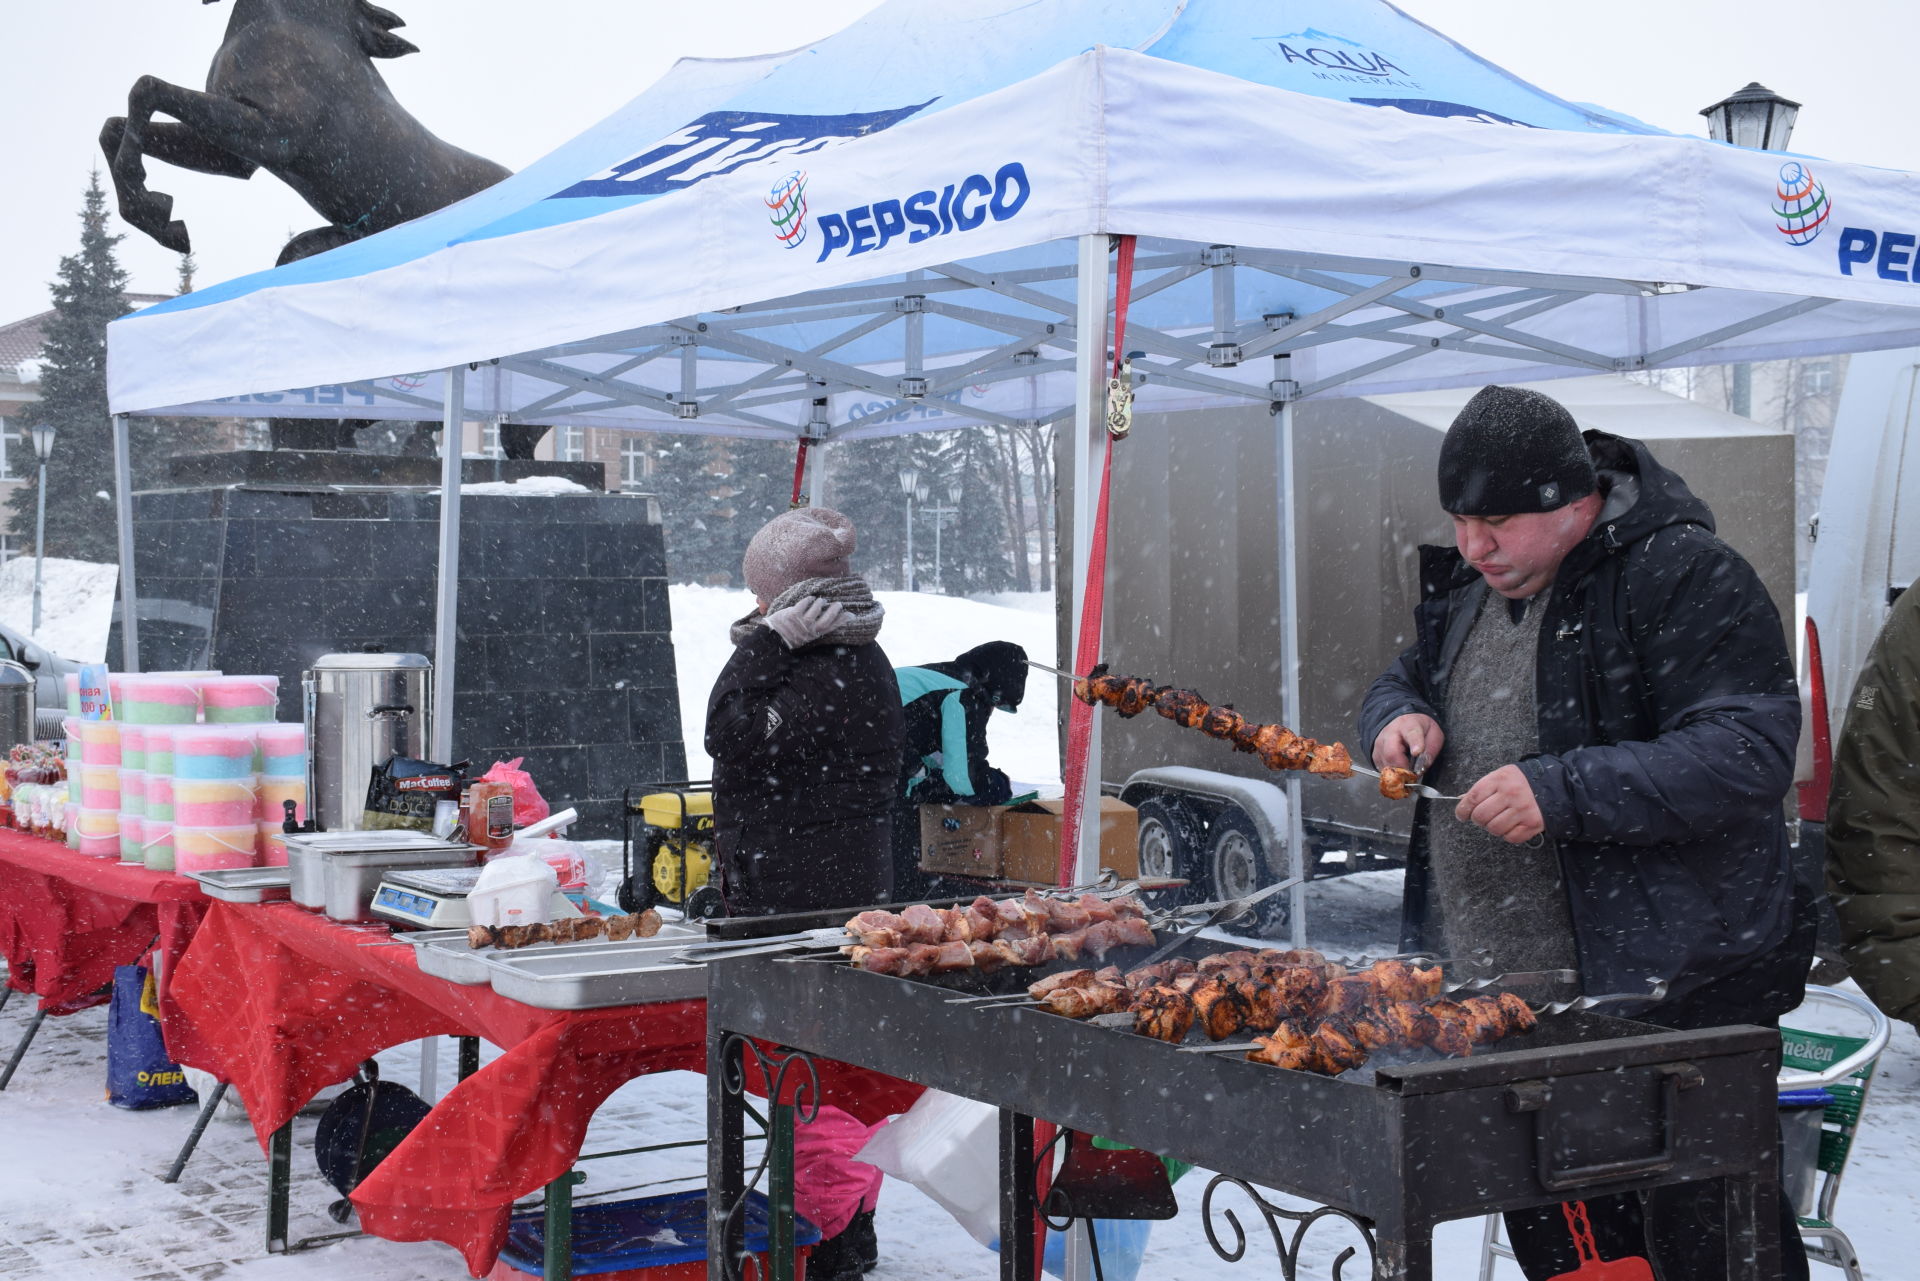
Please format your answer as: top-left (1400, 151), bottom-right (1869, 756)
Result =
top-left (716, 816), bottom-right (893, 917)
top-left (1507, 923), bottom-right (1815, 1281)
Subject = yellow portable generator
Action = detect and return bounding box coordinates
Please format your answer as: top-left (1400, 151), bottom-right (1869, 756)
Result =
top-left (619, 784), bottom-right (722, 918)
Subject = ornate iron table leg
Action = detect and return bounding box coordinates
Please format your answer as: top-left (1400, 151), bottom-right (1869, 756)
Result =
top-left (711, 1033), bottom-right (820, 1281)
top-left (1201, 1175), bottom-right (1385, 1281)
top-left (999, 1110), bottom-right (1039, 1281)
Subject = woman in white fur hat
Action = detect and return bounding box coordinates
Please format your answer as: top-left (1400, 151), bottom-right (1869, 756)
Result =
top-left (704, 507), bottom-right (904, 916)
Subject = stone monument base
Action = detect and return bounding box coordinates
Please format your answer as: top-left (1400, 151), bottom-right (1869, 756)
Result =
top-left (109, 482), bottom-right (684, 838)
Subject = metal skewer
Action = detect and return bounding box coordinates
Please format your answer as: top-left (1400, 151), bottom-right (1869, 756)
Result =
top-left (1347, 762), bottom-right (1462, 803)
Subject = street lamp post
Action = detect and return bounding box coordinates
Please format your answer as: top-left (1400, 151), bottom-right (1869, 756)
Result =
top-left (897, 464), bottom-right (920, 591)
top-left (924, 478), bottom-right (963, 594)
top-left (28, 424), bottom-right (56, 635)
top-left (1700, 83), bottom-right (1801, 418)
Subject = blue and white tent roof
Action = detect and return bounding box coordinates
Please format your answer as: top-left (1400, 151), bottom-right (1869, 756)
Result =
top-left (109, 0), bottom-right (1920, 438)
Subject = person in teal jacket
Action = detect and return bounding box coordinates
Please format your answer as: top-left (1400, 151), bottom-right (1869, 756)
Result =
top-left (891, 641), bottom-right (1029, 897)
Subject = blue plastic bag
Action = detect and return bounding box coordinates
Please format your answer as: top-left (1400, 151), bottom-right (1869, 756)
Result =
top-left (106, 965), bottom-right (198, 1110)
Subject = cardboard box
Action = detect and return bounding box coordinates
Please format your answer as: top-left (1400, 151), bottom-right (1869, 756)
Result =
top-left (1000, 797), bottom-right (1138, 886)
top-left (917, 798), bottom-right (1138, 885)
top-left (918, 805), bottom-right (1004, 878)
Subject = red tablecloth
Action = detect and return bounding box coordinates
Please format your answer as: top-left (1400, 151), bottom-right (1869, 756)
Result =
top-left (168, 902), bottom-right (919, 1275)
top-left (0, 828), bottom-right (208, 1017)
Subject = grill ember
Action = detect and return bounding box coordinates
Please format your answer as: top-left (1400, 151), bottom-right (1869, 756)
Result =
top-left (1072, 665), bottom-right (1355, 780)
top-left (1030, 947), bottom-right (1536, 1076)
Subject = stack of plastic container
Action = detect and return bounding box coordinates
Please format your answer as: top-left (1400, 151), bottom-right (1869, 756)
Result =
top-left (68, 719), bottom-right (122, 857)
top-left (55, 671), bottom-right (307, 871)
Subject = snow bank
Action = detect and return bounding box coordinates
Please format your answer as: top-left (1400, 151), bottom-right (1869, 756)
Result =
top-left (0, 555), bottom-right (118, 661)
top-left (669, 584), bottom-right (1061, 789)
top-left (461, 475), bottom-right (595, 496)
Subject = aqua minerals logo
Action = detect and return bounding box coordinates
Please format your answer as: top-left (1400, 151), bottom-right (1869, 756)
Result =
top-left (767, 170), bottom-right (809, 249)
top-left (1775, 161), bottom-right (1831, 246)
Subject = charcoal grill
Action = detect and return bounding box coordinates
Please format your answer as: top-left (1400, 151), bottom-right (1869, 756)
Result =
top-left (704, 933), bottom-right (1784, 1281)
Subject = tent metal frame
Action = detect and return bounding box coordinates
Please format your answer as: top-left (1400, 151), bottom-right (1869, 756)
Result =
top-left (110, 234), bottom-right (1844, 932)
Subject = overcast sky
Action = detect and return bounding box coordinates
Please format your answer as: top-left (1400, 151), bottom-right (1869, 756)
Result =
top-left (0, 0), bottom-right (1908, 324)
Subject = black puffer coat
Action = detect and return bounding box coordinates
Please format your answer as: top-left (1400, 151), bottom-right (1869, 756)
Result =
top-left (706, 623), bottom-right (904, 911)
top-left (1358, 431), bottom-right (1807, 1011)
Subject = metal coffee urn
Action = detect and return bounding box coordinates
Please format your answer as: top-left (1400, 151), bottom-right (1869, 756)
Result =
top-left (305, 652), bottom-right (431, 832)
top-left (0, 661), bottom-right (34, 749)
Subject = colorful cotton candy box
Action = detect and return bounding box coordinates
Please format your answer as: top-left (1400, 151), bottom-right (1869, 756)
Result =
top-left (172, 726), bottom-right (259, 780)
top-left (254, 723), bottom-right (307, 776)
top-left (173, 824), bottom-right (258, 873)
top-left (119, 675), bottom-right (201, 725)
top-left (256, 775), bottom-right (306, 825)
top-left (175, 779), bottom-right (257, 827)
top-left (201, 676), bottom-right (279, 723)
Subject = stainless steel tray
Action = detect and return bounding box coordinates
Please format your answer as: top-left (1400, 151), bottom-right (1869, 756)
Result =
top-left (183, 867), bottom-right (293, 904)
top-left (410, 921), bottom-right (704, 990)
top-left (482, 936), bottom-right (709, 1010)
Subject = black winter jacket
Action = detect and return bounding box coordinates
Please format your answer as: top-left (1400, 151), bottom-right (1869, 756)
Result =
top-left (1358, 431), bottom-right (1805, 1009)
top-left (706, 624), bottom-right (905, 838)
top-left (897, 640), bottom-right (1028, 805)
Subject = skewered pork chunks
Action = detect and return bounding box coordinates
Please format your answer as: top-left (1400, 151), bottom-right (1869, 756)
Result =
top-left (1071, 666), bottom-right (1353, 780)
top-left (1378, 766), bottom-right (1420, 800)
top-left (467, 909), bottom-right (657, 950)
top-left (841, 893), bottom-right (1156, 976)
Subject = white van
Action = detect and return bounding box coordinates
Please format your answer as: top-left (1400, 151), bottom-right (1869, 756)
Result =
top-left (1800, 347), bottom-right (1920, 839)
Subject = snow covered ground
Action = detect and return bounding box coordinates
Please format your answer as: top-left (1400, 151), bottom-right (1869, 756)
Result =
top-left (669, 584), bottom-right (1062, 791)
top-left (1, 867), bottom-right (1914, 1280)
top-left (0, 555), bottom-right (118, 662)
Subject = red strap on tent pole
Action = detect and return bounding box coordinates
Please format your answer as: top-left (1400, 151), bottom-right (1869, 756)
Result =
top-left (1056, 236), bottom-right (1136, 887)
top-left (790, 439), bottom-right (811, 507)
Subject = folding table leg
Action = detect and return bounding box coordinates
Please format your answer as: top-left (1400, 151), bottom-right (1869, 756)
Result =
top-left (163, 1081), bottom-right (230, 1183)
top-left (0, 985), bottom-right (12, 1015)
top-left (770, 1100), bottom-right (796, 1281)
top-left (457, 1034), bottom-right (480, 1082)
top-left (544, 1170), bottom-right (584, 1279)
top-left (0, 1008), bottom-right (48, 1091)
top-left (999, 1110), bottom-right (1038, 1281)
top-left (266, 1122), bottom-right (292, 1254)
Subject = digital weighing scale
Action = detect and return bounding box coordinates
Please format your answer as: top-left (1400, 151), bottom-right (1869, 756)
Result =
top-left (370, 866), bottom-right (584, 929)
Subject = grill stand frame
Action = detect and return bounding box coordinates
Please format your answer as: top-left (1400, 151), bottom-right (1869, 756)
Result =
top-left (705, 952), bottom-right (1783, 1281)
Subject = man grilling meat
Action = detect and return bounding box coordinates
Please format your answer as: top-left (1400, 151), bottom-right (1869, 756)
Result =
top-left (1358, 384), bottom-right (1814, 1281)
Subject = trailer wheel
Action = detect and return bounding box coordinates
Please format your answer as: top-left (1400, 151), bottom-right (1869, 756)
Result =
top-left (1134, 795), bottom-right (1201, 907)
top-left (1206, 810), bottom-right (1292, 939)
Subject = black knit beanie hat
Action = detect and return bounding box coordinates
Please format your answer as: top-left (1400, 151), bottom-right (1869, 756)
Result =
top-left (1437, 385), bottom-right (1597, 515)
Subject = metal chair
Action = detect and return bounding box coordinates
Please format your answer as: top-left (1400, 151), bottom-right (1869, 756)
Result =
top-left (1478, 984), bottom-right (1891, 1281)
top-left (1777, 985), bottom-right (1890, 1281)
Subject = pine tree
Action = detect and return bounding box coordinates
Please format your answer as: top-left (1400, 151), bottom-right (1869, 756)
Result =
top-left (650, 434), bottom-right (726, 582)
top-left (131, 250), bottom-right (228, 488)
top-left (935, 429), bottom-right (1014, 595)
top-left (11, 173), bottom-right (130, 562)
top-left (826, 435), bottom-right (918, 589)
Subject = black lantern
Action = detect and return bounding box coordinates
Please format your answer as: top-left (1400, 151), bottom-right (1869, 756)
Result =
top-left (1699, 82), bottom-right (1800, 153)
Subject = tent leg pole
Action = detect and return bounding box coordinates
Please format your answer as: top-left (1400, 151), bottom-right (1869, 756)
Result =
top-left (1061, 231), bottom-right (1111, 1281)
top-left (1274, 362), bottom-right (1308, 950)
top-left (431, 367), bottom-right (466, 764)
top-left (1068, 232), bottom-right (1109, 888)
top-left (805, 439), bottom-right (830, 510)
top-left (113, 414), bottom-right (142, 673)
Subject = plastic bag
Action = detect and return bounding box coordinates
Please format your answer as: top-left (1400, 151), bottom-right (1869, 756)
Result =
top-left (468, 853), bottom-right (559, 927)
top-left (363, 755), bottom-right (466, 832)
top-left (106, 965), bottom-right (198, 1110)
top-left (478, 757), bottom-right (550, 828)
top-left (856, 1089), bottom-right (1001, 1248)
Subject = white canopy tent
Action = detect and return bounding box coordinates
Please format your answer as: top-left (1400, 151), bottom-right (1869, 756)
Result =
top-left (107, 0), bottom-right (1920, 913)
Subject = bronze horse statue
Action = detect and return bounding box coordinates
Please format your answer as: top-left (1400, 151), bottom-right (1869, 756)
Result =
top-left (102, 0), bottom-right (509, 266)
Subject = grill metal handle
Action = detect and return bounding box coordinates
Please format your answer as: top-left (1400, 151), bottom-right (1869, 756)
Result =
top-left (1507, 1062), bottom-right (1705, 1193)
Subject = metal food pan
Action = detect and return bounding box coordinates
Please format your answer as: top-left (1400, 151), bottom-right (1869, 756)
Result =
top-left (484, 947), bottom-right (708, 1010)
top-left (184, 867), bottom-right (293, 904)
top-left (411, 924), bottom-right (704, 988)
top-left (404, 930), bottom-right (496, 986)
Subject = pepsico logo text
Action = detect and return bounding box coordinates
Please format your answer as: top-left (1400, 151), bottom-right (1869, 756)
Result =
top-left (812, 162), bottom-right (1031, 263)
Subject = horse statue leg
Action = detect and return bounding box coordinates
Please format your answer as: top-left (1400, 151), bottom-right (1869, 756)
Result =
top-left (106, 74), bottom-right (275, 254)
